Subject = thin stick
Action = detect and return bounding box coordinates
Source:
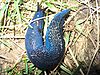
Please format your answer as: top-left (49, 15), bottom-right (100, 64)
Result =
top-left (29, 14), bottom-right (54, 24)
top-left (0, 55), bottom-right (8, 59)
top-left (44, 71), bottom-right (47, 75)
top-left (86, 0), bottom-right (99, 75)
top-left (64, 8), bottom-right (82, 24)
top-left (68, 47), bottom-right (85, 75)
top-left (0, 36), bottom-right (25, 39)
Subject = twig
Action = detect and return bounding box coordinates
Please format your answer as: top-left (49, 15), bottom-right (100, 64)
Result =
top-left (87, 0), bottom-right (93, 24)
top-left (5, 38), bottom-right (26, 71)
top-left (29, 14), bottom-right (54, 25)
top-left (0, 36), bottom-right (25, 39)
top-left (66, 32), bottom-right (76, 50)
top-left (9, 39), bottom-right (25, 51)
top-left (68, 47), bottom-right (85, 75)
top-left (64, 8), bottom-right (82, 31)
top-left (86, 0), bottom-right (100, 75)
top-left (3, 38), bottom-right (26, 71)
top-left (75, 29), bottom-right (96, 49)
top-left (73, 8), bottom-right (97, 48)
top-left (8, 50), bottom-right (26, 71)
top-left (0, 26), bottom-right (14, 28)
top-left (64, 56), bottom-right (73, 69)
top-left (0, 55), bottom-right (8, 59)
top-left (44, 71), bottom-right (47, 75)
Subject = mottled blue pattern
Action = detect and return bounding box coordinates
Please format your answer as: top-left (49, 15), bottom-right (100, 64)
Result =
top-left (25, 5), bottom-right (70, 71)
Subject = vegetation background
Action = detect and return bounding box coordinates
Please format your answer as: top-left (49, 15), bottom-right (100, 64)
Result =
top-left (0, 0), bottom-right (100, 75)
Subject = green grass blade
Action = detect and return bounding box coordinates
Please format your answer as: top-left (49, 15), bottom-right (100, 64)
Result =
top-left (72, 64), bottom-right (82, 75)
top-left (14, 0), bottom-right (22, 23)
top-left (60, 65), bottom-right (72, 75)
top-left (25, 59), bottom-right (28, 74)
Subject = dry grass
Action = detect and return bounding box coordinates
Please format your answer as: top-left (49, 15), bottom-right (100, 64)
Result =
top-left (0, 0), bottom-right (100, 75)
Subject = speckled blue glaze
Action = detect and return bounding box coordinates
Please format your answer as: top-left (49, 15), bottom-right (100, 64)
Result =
top-left (25, 5), bottom-right (70, 71)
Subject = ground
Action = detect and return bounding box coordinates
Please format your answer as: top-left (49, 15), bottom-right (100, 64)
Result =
top-left (0, 0), bottom-right (100, 75)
